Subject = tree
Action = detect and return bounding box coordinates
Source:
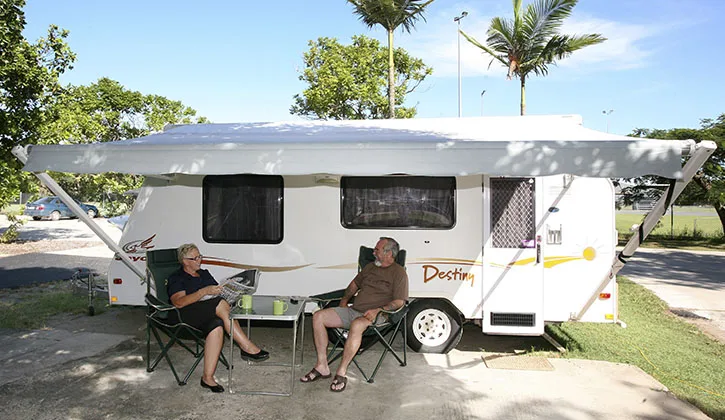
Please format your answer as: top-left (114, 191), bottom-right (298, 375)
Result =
top-left (37, 78), bottom-right (208, 214)
top-left (347, 0), bottom-right (434, 119)
top-left (0, 0), bottom-right (75, 208)
top-left (291, 35), bottom-right (432, 120)
top-left (461, 0), bottom-right (605, 115)
top-left (626, 114), bottom-right (725, 235)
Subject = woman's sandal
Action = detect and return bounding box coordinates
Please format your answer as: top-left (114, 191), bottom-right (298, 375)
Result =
top-left (300, 368), bottom-right (331, 383)
top-left (330, 374), bottom-right (348, 392)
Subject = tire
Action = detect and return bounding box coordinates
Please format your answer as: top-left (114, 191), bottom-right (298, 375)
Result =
top-left (50, 211), bottom-right (61, 221)
top-left (406, 299), bottom-right (463, 354)
top-left (87, 209), bottom-right (97, 218)
top-left (32, 216), bottom-right (41, 221)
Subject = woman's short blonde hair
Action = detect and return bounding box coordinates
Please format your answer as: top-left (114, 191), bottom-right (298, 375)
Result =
top-left (177, 243), bottom-right (199, 263)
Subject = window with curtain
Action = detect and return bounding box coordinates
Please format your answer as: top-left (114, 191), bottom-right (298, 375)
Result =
top-left (203, 175), bottom-right (283, 243)
top-left (341, 176), bottom-right (456, 229)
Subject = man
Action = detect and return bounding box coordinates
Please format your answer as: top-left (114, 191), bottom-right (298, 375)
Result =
top-left (300, 237), bottom-right (408, 392)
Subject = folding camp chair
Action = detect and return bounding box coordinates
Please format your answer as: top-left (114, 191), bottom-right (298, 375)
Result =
top-left (312, 245), bottom-right (408, 383)
top-left (145, 248), bottom-right (229, 385)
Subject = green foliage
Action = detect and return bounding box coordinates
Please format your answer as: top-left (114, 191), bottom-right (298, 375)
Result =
top-left (0, 0), bottom-right (76, 208)
top-left (461, 0), bottom-right (605, 115)
top-left (291, 35), bottom-right (432, 120)
top-left (625, 114), bottom-right (725, 234)
top-left (347, 0), bottom-right (434, 118)
top-left (34, 77), bottom-right (207, 204)
top-left (0, 210), bottom-right (24, 243)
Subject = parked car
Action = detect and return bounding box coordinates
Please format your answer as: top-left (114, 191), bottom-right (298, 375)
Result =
top-left (24, 196), bottom-right (100, 220)
top-left (632, 199), bottom-right (656, 211)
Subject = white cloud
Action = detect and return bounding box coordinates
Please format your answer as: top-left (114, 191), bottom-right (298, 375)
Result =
top-left (395, 3), bottom-right (667, 78)
top-left (556, 17), bottom-right (663, 71)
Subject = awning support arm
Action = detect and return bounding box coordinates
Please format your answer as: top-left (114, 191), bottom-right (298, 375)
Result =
top-left (573, 140), bottom-right (717, 321)
top-left (11, 146), bottom-right (146, 282)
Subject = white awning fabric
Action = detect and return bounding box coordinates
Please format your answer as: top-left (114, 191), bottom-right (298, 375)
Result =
top-left (19, 115), bottom-right (688, 178)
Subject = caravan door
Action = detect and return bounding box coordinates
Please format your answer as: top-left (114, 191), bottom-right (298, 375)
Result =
top-left (482, 177), bottom-right (544, 335)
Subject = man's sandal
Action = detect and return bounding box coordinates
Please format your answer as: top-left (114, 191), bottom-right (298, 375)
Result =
top-left (300, 368), bottom-right (331, 383)
top-left (330, 374), bottom-right (348, 392)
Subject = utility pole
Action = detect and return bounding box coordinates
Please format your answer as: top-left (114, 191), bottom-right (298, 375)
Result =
top-left (602, 109), bottom-right (614, 133)
top-left (454, 11), bottom-right (468, 117)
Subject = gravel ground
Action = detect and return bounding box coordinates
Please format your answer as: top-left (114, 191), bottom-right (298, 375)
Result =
top-left (0, 239), bottom-right (102, 256)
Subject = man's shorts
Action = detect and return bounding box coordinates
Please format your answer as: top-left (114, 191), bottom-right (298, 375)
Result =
top-left (331, 306), bottom-right (388, 329)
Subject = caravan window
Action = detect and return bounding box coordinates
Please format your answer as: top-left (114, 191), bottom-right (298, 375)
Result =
top-left (341, 176), bottom-right (455, 229)
top-left (202, 175), bottom-right (283, 244)
top-left (490, 178), bottom-right (535, 248)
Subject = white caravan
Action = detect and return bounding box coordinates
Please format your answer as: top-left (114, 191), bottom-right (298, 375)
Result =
top-left (13, 115), bottom-right (715, 353)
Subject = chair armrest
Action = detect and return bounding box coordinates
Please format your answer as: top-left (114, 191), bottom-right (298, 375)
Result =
top-left (145, 293), bottom-right (184, 323)
top-left (310, 289), bottom-right (346, 302)
top-left (374, 302), bottom-right (409, 324)
top-left (310, 289), bottom-right (348, 309)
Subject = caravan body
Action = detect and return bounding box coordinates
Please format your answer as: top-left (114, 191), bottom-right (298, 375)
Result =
top-left (109, 171), bottom-right (616, 350)
top-left (16, 115), bottom-right (702, 353)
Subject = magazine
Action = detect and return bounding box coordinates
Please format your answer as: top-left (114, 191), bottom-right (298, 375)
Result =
top-left (200, 269), bottom-right (260, 305)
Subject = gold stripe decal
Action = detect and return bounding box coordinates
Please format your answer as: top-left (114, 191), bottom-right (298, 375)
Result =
top-left (490, 247), bottom-right (597, 268)
top-left (202, 258), bottom-right (312, 273)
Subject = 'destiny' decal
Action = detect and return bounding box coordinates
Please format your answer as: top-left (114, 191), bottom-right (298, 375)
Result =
top-left (408, 259), bottom-right (480, 287)
top-left (490, 247), bottom-right (597, 268)
top-left (202, 257), bottom-right (312, 272)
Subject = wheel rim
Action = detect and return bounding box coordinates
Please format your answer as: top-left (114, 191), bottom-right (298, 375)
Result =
top-left (51, 211), bottom-right (60, 221)
top-left (88, 210), bottom-right (96, 218)
top-left (412, 308), bottom-right (452, 347)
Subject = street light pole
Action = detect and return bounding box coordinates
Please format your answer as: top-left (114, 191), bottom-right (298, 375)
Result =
top-left (454, 11), bottom-right (468, 118)
top-left (480, 89), bottom-right (486, 116)
top-left (602, 109), bottom-right (614, 133)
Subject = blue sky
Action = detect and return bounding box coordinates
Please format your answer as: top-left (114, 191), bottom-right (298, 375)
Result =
top-left (22, 0), bottom-right (725, 135)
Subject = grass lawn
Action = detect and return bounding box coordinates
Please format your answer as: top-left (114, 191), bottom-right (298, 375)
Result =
top-left (546, 278), bottom-right (725, 420)
top-left (617, 210), bottom-right (725, 251)
top-left (0, 281), bottom-right (107, 329)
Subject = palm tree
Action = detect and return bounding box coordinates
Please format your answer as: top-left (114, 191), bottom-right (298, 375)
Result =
top-left (348, 0), bottom-right (434, 118)
top-left (461, 0), bottom-right (605, 115)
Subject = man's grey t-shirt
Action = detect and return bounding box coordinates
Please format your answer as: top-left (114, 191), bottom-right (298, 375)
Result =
top-left (351, 263), bottom-right (408, 312)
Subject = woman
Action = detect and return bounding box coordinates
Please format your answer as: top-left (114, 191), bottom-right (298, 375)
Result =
top-left (167, 243), bottom-right (270, 393)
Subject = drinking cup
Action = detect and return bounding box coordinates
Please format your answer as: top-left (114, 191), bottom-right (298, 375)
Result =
top-left (240, 294), bottom-right (253, 309)
top-left (273, 299), bottom-right (288, 315)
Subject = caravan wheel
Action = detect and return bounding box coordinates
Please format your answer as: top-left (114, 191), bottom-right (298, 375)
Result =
top-left (406, 299), bottom-right (463, 354)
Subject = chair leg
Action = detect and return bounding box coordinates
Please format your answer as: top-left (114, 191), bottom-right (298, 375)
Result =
top-left (146, 322), bottom-right (152, 372)
top-left (366, 318), bottom-right (407, 383)
top-left (326, 330), bottom-right (345, 364)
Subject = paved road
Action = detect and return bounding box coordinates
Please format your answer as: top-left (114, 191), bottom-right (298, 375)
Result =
top-left (0, 251), bottom-right (113, 288)
top-left (619, 247), bottom-right (725, 335)
top-left (0, 217), bottom-right (119, 289)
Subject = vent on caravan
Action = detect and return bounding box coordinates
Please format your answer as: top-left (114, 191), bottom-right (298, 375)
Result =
top-left (491, 312), bottom-right (536, 327)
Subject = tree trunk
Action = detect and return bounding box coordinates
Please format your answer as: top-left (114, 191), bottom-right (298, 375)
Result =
top-left (387, 29), bottom-right (395, 119)
top-left (520, 75), bottom-right (526, 115)
top-left (715, 205), bottom-right (725, 235)
top-left (692, 171), bottom-right (725, 235)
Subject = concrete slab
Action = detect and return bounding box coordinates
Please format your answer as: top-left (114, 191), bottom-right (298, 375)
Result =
top-left (0, 310), bottom-right (711, 420)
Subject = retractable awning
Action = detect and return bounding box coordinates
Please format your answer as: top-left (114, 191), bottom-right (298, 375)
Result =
top-left (17, 115), bottom-right (690, 178)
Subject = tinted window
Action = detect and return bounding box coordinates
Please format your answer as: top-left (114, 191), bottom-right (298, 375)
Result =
top-left (203, 175), bottom-right (283, 243)
top-left (341, 176), bottom-right (455, 229)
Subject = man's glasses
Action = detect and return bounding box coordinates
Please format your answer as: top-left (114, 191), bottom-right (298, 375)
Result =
top-left (184, 255), bottom-right (203, 262)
